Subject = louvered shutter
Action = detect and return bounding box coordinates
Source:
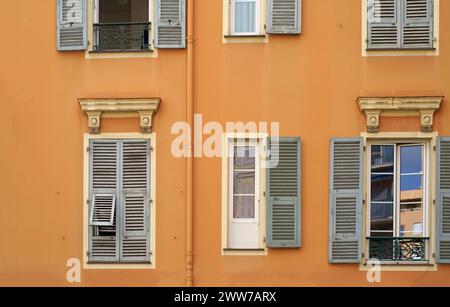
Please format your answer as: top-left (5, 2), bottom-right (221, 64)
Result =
top-left (329, 138), bottom-right (363, 263)
top-left (90, 194), bottom-right (116, 226)
top-left (120, 140), bottom-right (151, 262)
top-left (88, 140), bottom-right (119, 262)
top-left (436, 137), bottom-right (450, 263)
top-left (402, 0), bottom-right (433, 49)
top-left (367, 0), bottom-right (400, 49)
top-left (266, 137), bottom-right (301, 248)
top-left (267, 0), bottom-right (302, 34)
top-left (155, 0), bottom-right (186, 48)
top-left (56, 0), bottom-right (87, 51)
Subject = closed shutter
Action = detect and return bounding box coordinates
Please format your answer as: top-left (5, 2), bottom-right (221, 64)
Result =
top-left (56, 0), bottom-right (87, 51)
top-left (120, 140), bottom-right (151, 262)
top-left (88, 140), bottom-right (119, 262)
top-left (402, 0), bottom-right (433, 49)
top-left (329, 138), bottom-right (363, 263)
top-left (266, 137), bottom-right (301, 248)
top-left (367, 0), bottom-right (401, 49)
top-left (436, 137), bottom-right (450, 263)
top-left (155, 0), bottom-right (186, 48)
top-left (267, 0), bottom-right (302, 34)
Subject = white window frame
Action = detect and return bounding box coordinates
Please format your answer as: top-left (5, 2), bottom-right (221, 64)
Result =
top-left (366, 140), bottom-right (430, 264)
top-left (230, 0), bottom-right (261, 36)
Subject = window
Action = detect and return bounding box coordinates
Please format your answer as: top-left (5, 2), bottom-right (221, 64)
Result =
top-left (227, 139), bottom-right (261, 249)
top-left (88, 139), bottom-right (151, 264)
top-left (93, 0), bottom-right (151, 52)
top-left (367, 143), bottom-right (429, 262)
top-left (230, 0), bottom-right (261, 35)
top-left (366, 0), bottom-right (434, 50)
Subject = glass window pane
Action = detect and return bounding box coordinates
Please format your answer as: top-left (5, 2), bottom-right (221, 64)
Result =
top-left (371, 174), bottom-right (394, 202)
top-left (235, 1), bottom-right (256, 33)
top-left (233, 171), bottom-right (255, 194)
top-left (233, 196), bottom-right (255, 218)
top-left (400, 174), bottom-right (422, 191)
top-left (400, 201), bottom-right (423, 237)
top-left (371, 203), bottom-right (393, 234)
top-left (371, 145), bottom-right (394, 173)
top-left (234, 146), bottom-right (255, 170)
top-left (400, 145), bottom-right (422, 174)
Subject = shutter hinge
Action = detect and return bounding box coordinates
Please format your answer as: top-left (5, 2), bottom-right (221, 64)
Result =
top-left (149, 251), bottom-right (153, 256)
top-left (149, 146), bottom-right (154, 151)
top-left (86, 250), bottom-right (90, 256)
top-left (87, 199), bottom-right (90, 205)
top-left (361, 252), bottom-right (365, 259)
top-left (263, 237), bottom-right (266, 243)
top-left (363, 146), bottom-right (366, 152)
top-left (87, 146), bottom-right (91, 152)
top-left (433, 199), bottom-right (436, 205)
top-left (432, 252), bottom-right (435, 259)
top-left (363, 199), bottom-right (366, 205)
top-left (263, 191), bottom-right (266, 197)
top-left (433, 145), bottom-right (436, 151)
top-left (150, 199), bottom-right (154, 204)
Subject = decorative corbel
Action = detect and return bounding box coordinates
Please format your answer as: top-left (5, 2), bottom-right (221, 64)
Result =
top-left (139, 111), bottom-right (154, 133)
top-left (365, 110), bottom-right (381, 133)
top-left (419, 109), bottom-right (435, 133)
top-left (86, 111), bottom-right (102, 134)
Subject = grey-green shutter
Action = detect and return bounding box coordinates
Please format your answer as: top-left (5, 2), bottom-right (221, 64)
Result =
top-left (155, 0), bottom-right (186, 48)
top-left (88, 140), bottom-right (120, 262)
top-left (367, 0), bottom-right (400, 49)
top-left (56, 0), bottom-right (87, 51)
top-left (266, 137), bottom-right (301, 248)
top-left (329, 138), bottom-right (363, 263)
top-left (267, 0), bottom-right (302, 34)
top-left (120, 140), bottom-right (151, 263)
top-left (402, 0), bottom-right (434, 49)
top-left (436, 137), bottom-right (450, 263)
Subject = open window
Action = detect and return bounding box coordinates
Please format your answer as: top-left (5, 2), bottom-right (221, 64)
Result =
top-left (93, 0), bottom-right (151, 52)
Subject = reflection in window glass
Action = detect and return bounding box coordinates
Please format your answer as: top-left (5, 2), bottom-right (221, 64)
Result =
top-left (233, 146), bottom-right (256, 219)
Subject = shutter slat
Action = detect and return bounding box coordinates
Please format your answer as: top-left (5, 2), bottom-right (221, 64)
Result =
top-left (267, 0), bottom-right (301, 34)
top-left (155, 0), bottom-right (186, 48)
top-left (57, 0), bottom-right (87, 51)
top-left (267, 137), bottom-right (301, 248)
top-left (329, 138), bottom-right (363, 263)
top-left (437, 137), bottom-right (450, 263)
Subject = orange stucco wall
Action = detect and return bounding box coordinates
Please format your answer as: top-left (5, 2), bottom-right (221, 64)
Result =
top-left (1, 0), bottom-right (450, 286)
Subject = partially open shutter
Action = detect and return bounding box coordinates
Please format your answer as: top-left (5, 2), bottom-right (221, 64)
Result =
top-left (267, 0), bottom-right (302, 34)
top-left (436, 137), bottom-right (450, 263)
top-left (402, 0), bottom-right (434, 49)
top-left (56, 0), bottom-right (87, 51)
top-left (120, 140), bottom-right (151, 263)
top-left (367, 0), bottom-right (400, 49)
top-left (267, 137), bottom-right (301, 248)
top-left (155, 0), bottom-right (186, 48)
top-left (329, 138), bottom-right (363, 263)
top-left (88, 140), bottom-right (119, 262)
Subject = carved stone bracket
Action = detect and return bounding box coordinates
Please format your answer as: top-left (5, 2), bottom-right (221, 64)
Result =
top-left (358, 96), bottom-right (443, 133)
top-left (79, 98), bottom-right (161, 134)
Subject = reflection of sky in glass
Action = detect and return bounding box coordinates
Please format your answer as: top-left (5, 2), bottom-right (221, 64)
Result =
top-left (400, 145), bottom-right (422, 191)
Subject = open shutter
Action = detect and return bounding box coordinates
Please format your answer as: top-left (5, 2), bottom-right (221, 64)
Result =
top-left (56, 0), bottom-right (87, 51)
top-left (329, 138), bottom-right (363, 263)
top-left (436, 137), bottom-right (450, 263)
top-left (120, 140), bottom-right (151, 263)
top-left (367, 0), bottom-right (400, 49)
top-left (402, 0), bottom-right (434, 49)
top-left (267, 0), bottom-right (302, 34)
top-left (88, 140), bottom-right (119, 262)
top-left (155, 0), bottom-right (186, 48)
top-left (267, 137), bottom-right (301, 248)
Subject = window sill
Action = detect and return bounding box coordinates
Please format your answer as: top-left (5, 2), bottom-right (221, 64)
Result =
top-left (360, 260), bottom-right (436, 272)
top-left (89, 49), bottom-right (154, 54)
top-left (84, 261), bottom-right (154, 270)
top-left (85, 48), bottom-right (158, 59)
top-left (224, 34), bottom-right (266, 38)
top-left (366, 48), bottom-right (436, 52)
top-left (222, 248), bottom-right (268, 256)
top-left (223, 34), bottom-right (268, 44)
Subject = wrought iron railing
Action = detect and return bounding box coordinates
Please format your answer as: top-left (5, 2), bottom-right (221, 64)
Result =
top-left (368, 237), bottom-right (429, 262)
top-left (93, 22), bottom-right (151, 52)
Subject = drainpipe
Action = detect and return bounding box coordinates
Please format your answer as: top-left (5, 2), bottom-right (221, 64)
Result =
top-left (186, 0), bottom-right (194, 287)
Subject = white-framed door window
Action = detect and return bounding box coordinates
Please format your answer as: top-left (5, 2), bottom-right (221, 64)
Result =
top-left (231, 0), bottom-right (261, 35)
top-left (228, 139), bottom-right (260, 249)
top-left (367, 141), bottom-right (429, 261)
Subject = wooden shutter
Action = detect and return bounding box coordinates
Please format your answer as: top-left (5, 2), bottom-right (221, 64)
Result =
top-left (120, 140), bottom-right (151, 263)
top-left (402, 0), bottom-right (433, 49)
top-left (88, 140), bottom-right (119, 262)
top-left (56, 0), bottom-right (87, 51)
top-left (436, 137), bottom-right (450, 263)
top-left (329, 138), bottom-right (363, 263)
top-left (367, 0), bottom-right (400, 49)
top-left (267, 0), bottom-right (302, 34)
top-left (90, 194), bottom-right (116, 226)
top-left (266, 137), bottom-right (301, 248)
top-left (155, 0), bottom-right (186, 48)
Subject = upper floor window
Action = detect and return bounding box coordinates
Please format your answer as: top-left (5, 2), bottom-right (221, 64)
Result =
top-left (230, 0), bottom-right (262, 36)
top-left (93, 0), bottom-right (151, 52)
top-left (367, 0), bottom-right (434, 50)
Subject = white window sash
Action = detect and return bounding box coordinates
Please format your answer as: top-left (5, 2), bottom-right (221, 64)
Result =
top-left (230, 0), bottom-right (261, 36)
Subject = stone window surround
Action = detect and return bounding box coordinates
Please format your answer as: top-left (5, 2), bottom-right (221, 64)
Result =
top-left (79, 98), bottom-right (161, 134)
top-left (358, 96), bottom-right (444, 133)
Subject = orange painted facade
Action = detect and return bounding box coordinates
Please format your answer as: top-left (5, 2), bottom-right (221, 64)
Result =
top-left (1, 0), bottom-right (450, 286)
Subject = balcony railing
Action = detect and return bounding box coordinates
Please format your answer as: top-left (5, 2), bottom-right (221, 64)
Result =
top-left (93, 22), bottom-right (151, 52)
top-left (367, 237), bottom-right (429, 262)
